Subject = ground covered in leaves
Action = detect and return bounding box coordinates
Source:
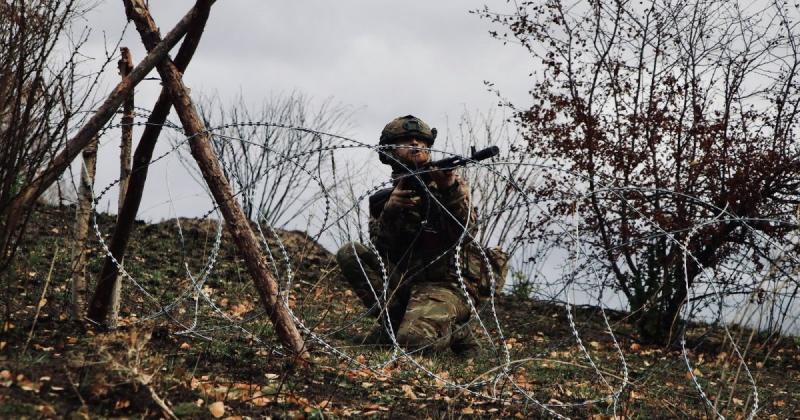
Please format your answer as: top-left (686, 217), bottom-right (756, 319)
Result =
top-left (1, 205), bottom-right (799, 418)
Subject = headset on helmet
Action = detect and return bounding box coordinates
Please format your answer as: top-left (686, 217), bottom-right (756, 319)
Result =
top-left (378, 115), bottom-right (437, 165)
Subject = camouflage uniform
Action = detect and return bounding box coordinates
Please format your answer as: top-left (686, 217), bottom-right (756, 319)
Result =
top-left (336, 171), bottom-right (508, 352)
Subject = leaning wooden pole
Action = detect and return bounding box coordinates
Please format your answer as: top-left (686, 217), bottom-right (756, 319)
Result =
top-left (108, 46), bottom-right (135, 329)
top-left (89, 0), bottom-right (212, 327)
top-left (1, 3), bottom-right (203, 269)
top-left (91, 0), bottom-right (308, 358)
top-left (118, 47), bottom-right (134, 209)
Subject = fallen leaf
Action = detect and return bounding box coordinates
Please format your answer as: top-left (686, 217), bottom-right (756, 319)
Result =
top-left (629, 343), bottom-right (641, 352)
top-left (462, 407), bottom-right (475, 414)
top-left (180, 342), bottom-right (191, 350)
top-left (72, 406), bottom-right (90, 420)
top-left (37, 405), bottom-right (56, 416)
top-left (589, 341), bottom-right (601, 349)
top-left (19, 379), bottom-right (39, 392)
top-left (230, 301), bottom-right (253, 318)
top-left (401, 384), bottom-right (416, 400)
top-left (208, 401), bottom-right (225, 418)
top-left (252, 394), bottom-right (271, 407)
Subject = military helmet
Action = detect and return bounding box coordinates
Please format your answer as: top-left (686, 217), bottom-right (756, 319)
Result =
top-left (378, 115), bottom-right (437, 165)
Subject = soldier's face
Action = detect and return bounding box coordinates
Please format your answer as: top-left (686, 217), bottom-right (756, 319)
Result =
top-left (393, 137), bottom-right (430, 166)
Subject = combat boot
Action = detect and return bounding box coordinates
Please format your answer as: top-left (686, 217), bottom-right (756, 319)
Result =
top-left (358, 312), bottom-right (403, 347)
top-left (360, 324), bottom-right (395, 346)
top-left (450, 321), bottom-right (480, 356)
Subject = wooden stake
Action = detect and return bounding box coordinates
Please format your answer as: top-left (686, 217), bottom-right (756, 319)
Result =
top-left (90, 0), bottom-right (212, 329)
top-left (70, 137), bottom-right (98, 320)
top-left (107, 47), bottom-right (135, 329)
top-left (92, 0), bottom-right (308, 359)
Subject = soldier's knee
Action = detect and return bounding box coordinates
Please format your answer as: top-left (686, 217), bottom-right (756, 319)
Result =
top-left (335, 242), bottom-right (357, 264)
top-left (396, 326), bottom-right (427, 351)
top-left (338, 241), bottom-right (373, 261)
top-left (337, 242), bottom-right (383, 293)
top-left (396, 319), bottom-right (448, 352)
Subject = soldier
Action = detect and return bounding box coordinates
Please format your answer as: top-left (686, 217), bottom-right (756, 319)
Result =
top-left (336, 115), bottom-right (507, 354)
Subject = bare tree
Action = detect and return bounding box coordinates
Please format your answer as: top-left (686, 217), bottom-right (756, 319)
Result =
top-left (437, 110), bottom-right (551, 292)
top-left (0, 0), bottom-right (206, 274)
top-left (190, 92), bottom-right (353, 227)
top-left (0, 0), bottom-right (101, 269)
top-left (70, 136), bottom-right (97, 319)
top-left (478, 0), bottom-right (800, 343)
top-left (438, 110), bottom-right (537, 250)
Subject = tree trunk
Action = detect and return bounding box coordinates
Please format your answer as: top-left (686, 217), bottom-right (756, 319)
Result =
top-left (635, 282), bottom-right (688, 346)
top-left (0, 3), bottom-right (202, 272)
top-left (90, 0), bottom-right (212, 330)
top-left (108, 47), bottom-right (135, 329)
top-left (118, 47), bottom-right (134, 209)
top-left (70, 136), bottom-right (98, 320)
top-left (91, 0), bottom-right (308, 359)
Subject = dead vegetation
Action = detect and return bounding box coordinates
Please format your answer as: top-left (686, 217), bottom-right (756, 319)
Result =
top-left (0, 205), bottom-right (797, 418)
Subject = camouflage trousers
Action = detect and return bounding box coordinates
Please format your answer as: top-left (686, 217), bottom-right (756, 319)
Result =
top-left (335, 242), bottom-right (473, 352)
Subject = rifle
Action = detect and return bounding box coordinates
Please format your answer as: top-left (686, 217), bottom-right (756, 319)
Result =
top-left (369, 146), bottom-right (500, 218)
top-left (428, 145), bottom-right (500, 172)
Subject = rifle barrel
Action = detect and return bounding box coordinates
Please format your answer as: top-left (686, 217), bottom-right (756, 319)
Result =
top-left (431, 146), bottom-right (499, 170)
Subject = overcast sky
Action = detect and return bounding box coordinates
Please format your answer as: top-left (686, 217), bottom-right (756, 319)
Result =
top-left (77, 1), bottom-right (535, 220)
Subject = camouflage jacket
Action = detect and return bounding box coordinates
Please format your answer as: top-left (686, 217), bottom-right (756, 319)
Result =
top-left (368, 172), bottom-right (501, 300)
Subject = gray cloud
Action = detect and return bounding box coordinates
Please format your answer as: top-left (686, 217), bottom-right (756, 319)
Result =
top-left (85, 1), bottom-right (531, 136)
top-left (77, 1), bottom-right (533, 219)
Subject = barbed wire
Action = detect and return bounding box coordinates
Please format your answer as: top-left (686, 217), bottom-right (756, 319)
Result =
top-left (67, 114), bottom-right (800, 419)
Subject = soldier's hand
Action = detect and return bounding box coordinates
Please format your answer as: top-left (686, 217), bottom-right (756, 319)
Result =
top-left (385, 187), bottom-right (419, 211)
top-left (429, 166), bottom-right (456, 189)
